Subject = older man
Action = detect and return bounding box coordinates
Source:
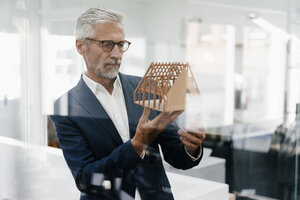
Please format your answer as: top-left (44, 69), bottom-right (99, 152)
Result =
top-left (50, 8), bottom-right (205, 200)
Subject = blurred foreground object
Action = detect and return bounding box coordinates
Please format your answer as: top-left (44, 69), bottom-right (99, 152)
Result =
top-left (278, 103), bottom-right (300, 200)
top-left (134, 62), bottom-right (199, 112)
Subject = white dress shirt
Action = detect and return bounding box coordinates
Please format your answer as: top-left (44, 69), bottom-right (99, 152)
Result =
top-left (82, 73), bottom-right (130, 143)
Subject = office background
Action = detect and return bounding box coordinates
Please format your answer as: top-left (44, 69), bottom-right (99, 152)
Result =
top-left (1, 0), bottom-right (300, 199)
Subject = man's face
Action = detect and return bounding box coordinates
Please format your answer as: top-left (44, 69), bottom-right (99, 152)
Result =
top-left (80, 22), bottom-right (125, 79)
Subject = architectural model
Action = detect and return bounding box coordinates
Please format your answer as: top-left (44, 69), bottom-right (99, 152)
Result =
top-left (134, 62), bottom-right (200, 112)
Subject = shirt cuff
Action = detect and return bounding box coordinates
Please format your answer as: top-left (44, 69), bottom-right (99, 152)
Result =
top-left (184, 145), bottom-right (202, 161)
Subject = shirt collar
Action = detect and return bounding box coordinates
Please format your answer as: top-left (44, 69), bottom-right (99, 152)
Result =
top-left (82, 73), bottom-right (122, 95)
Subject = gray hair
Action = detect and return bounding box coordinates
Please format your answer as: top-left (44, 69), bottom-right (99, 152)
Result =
top-left (75, 8), bottom-right (124, 40)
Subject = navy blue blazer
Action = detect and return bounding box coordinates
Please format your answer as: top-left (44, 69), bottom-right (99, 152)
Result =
top-left (50, 73), bottom-right (202, 200)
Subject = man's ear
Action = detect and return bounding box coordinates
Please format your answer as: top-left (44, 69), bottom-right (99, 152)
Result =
top-left (76, 39), bottom-right (86, 55)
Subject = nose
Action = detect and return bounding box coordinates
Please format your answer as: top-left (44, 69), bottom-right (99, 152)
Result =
top-left (110, 44), bottom-right (123, 59)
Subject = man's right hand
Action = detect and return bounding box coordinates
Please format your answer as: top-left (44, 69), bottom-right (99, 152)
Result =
top-left (131, 107), bottom-right (183, 156)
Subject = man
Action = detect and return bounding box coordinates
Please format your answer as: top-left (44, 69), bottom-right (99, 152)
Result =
top-left (50, 8), bottom-right (206, 200)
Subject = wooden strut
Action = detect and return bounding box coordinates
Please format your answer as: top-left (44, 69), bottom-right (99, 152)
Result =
top-left (134, 62), bottom-right (200, 112)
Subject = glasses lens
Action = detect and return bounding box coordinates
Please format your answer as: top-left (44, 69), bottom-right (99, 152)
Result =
top-left (120, 41), bottom-right (130, 52)
top-left (101, 41), bottom-right (114, 52)
top-left (100, 40), bottom-right (130, 52)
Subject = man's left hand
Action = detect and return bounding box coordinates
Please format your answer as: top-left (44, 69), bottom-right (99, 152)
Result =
top-left (178, 128), bottom-right (206, 157)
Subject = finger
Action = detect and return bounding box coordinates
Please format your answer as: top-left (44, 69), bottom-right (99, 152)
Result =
top-left (183, 127), bottom-right (206, 139)
top-left (151, 111), bottom-right (172, 125)
top-left (168, 110), bottom-right (184, 122)
top-left (179, 136), bottom-right (199, 150)
top-left (179, 131), bottom-right (203, 146)
top-left (154, 110), bottom-right (183, 125)
top-left (150, 110), bottom-right (183, 129)
top-left (140, 107), bottom-right (151, 123)
top-left (178, 128), bottom-right (186, 134)
top-left (186, 130), bottom-right (206, 141)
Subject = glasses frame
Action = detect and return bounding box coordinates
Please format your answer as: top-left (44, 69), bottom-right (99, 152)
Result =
top-left (85, 38), bottom-right (131, 53)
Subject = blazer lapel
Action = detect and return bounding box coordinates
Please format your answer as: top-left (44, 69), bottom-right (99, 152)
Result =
top-left (119, 73), bottom-right (143, 138)
top-left (71, 77), bottom-right (123, 146)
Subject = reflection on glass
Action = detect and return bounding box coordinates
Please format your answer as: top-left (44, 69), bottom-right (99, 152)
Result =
top-left (186, 22), bottom-right (235, 128)
top-left (1, 0), bottom-right (300, 199)
top-left (279, 104), bottom-right (300, 199)
top-left (242, 26), bottom-right (286, 123)
top-left (41, 30), bottom-right (84, 115)
top-left (288, 35), bottom-right (300, 123)
top-left (0, 33), bottom-right (22, 140)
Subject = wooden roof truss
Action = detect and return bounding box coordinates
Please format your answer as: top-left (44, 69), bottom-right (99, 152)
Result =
top-left (134, 62), bottom-right (199, 112)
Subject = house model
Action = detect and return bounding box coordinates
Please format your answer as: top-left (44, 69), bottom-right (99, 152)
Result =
top-left (134, 62), bottom-right (200, 112)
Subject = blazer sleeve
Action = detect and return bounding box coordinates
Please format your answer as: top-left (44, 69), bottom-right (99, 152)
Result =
top-left (158, 121), bottom-right (202, 170)
top-left (50, 114), bottom-right (142, 192)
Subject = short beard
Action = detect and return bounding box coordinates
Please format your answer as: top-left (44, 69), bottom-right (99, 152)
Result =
top-left (92, 59), bottom-right (121, 79)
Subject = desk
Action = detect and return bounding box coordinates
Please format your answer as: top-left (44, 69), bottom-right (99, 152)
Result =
top-left (164, 148), bottom-right (226, 183)
top-left (168, 172), bottom-right (229, 200)
top-left (0, 136), bottom-right (229, 200)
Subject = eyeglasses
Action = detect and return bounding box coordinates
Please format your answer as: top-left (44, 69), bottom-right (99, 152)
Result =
top-left (85, 38), bottom-right (131, 52)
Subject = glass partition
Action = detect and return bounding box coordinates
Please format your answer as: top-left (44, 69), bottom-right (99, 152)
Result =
top-left (185, 22), bottom-right (235, 128)
top-left (1, 0), bottom-right (300, 199)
